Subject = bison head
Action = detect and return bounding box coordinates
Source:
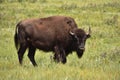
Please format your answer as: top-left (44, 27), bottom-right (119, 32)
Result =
top-left (70, 27), bottom-right (91, 58)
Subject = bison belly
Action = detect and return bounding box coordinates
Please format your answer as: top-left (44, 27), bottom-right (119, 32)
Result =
top-left (31, 39), bottom-right (54, 51)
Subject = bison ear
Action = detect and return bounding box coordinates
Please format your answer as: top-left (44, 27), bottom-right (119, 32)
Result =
top-left (86, 34), bottom-right (91, 38)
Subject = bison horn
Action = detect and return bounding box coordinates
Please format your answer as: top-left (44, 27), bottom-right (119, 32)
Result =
top-left (87, 26), bottom-right (91, 35)
top-left (69, 31), bottom-right (75, 35)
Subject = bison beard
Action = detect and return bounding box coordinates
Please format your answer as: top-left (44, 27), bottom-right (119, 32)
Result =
top-left (76, 49), bottom-right (84, 58)
top-left (14, 16), bottom-right (91, 66)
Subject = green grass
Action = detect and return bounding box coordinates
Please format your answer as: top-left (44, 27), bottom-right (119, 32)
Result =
top-left (0, 0), bottom-right (120, 80)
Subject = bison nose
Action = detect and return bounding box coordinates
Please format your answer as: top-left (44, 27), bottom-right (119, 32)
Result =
top-left (79, 47), bottom-right (85, 50)
top-left (79, 43), bottom-right (85, 50)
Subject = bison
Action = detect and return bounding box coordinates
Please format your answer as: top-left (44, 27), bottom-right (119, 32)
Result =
top-left (14, 16), bottom-right (91, 66)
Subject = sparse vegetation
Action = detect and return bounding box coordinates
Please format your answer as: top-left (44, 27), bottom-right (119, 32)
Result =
top-left (0, 0), bottom-right (120, 80)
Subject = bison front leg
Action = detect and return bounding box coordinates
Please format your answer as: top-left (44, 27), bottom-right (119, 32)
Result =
top-left (53, 46), bottom-right (67, 64)
top-left (53, 46), bottom-right (61, 63)
top-left (60, 49), bottom-right (67, 64)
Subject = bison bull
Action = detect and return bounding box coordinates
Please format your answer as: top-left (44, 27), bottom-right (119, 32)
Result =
top-left (14, 16), bottom-right (91, 66)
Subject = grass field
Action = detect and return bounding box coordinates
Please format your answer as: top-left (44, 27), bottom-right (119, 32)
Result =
top-left (0, 0), bottom-right (120, 80)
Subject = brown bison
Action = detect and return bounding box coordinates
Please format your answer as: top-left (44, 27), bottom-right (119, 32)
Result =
top-left (14, 16), bottom-right (91, 66)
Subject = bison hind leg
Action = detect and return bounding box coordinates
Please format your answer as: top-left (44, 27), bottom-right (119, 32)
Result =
top-left (28, 46), bottom-right (37, 66)
top-left (18, 43), bottom-right (27, 65)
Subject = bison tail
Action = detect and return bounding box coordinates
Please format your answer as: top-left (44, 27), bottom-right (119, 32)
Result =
top-left (14, 32), bottom-right (18, 50)
top-left (14, 23), bottom-right (20, 50)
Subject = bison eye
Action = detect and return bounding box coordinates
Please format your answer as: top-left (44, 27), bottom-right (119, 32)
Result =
top-left (69, 31), bottom-right (79, 42)
top-left (72, 35), bottom-right (79, 42)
